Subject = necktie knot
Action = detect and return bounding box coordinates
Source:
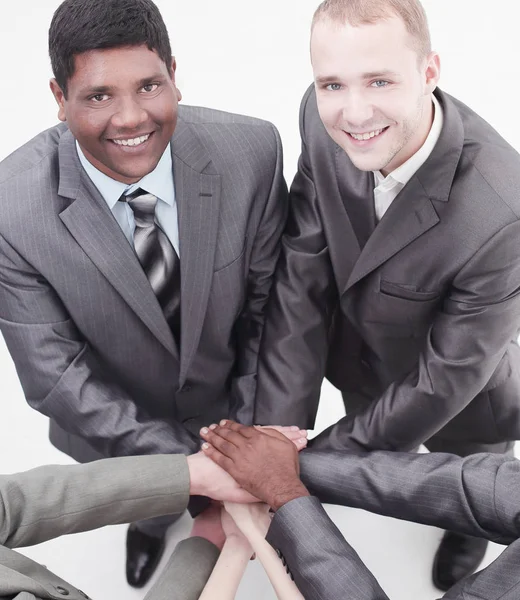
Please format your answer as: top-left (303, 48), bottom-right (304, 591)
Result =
top-left (124, 189), bottom-right (158, 227)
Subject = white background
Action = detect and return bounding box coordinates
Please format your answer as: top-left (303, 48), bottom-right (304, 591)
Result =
top-left (0, 0), bottom-right (518, 598)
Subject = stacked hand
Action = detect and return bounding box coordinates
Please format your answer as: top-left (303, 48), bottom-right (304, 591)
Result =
top-left (200, 421), bottom-right (311, 510)
top-left (188, 423), bottom-right (309, 548)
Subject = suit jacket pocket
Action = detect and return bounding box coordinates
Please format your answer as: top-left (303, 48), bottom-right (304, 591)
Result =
top-left (364, 280), bottom-right (441, 337)
top-left (379, 279), bottom-right (440, 301)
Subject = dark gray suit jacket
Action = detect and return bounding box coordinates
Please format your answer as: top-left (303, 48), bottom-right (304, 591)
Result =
top-left (0, 105), bottom-right (287, 462)
top-left (0, 455), bottom-right (218, 600)
top-left (267, 450), bottom-right (520, 600)
top-left (256, 86), bottom-right (520, 452)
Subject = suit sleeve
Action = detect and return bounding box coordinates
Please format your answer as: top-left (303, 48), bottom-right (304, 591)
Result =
top-left (267, 451), bottom-right (520, 600)
top-left (266, 496), bottom-right (390, 600)
top-left (0, 232), bottom-right (200, 458)
top-left (144, 537), bottom-right (220, 600)
top-left (254, 88), bottom-right (337, 428)
top-left (311, 220), bottom-right (520, 451)
top-left (0, 455), bottom-right (189, 549)
top-left (229, 124), bottom-right (289, 425)
top-left (299, 449), bottom-right (520, 545)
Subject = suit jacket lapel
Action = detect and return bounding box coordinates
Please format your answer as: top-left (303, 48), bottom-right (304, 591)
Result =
top-left (341, 88), bottom-right (464, 294)
top-left (345, 177), bottom-right (440, 290)
top-left (57, 130), bottom-right (178, 358)
top-left (172, 119), bottom-right (221, 386)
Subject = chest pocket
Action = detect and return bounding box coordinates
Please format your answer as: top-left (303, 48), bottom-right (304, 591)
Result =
top-left (367, 279), bottom-right (441, 336)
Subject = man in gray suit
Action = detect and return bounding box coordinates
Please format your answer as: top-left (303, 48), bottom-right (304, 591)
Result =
top-left (202, 421), bottom-right (520, 600)
top-left (254, 0), bottom-right (520, 590)
top-left (0, 0), bottom-right (287, 587)
top-left (0, 451), bottom-right (252, 600)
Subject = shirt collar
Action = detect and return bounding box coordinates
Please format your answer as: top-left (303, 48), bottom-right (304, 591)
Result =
top-left (75, 142), bottom-right (175, 208)
top-left (373, 93), bottom-right (444, 189)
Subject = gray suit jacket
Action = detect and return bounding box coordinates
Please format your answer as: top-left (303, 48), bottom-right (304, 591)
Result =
top-left (0, 455), bottom-right (218, 600)
top-left (255, 86), bottom-right (520, 453)
top-left (0, 105), bottom-right (287, 463)
top-left (267, 450), bottom-right (520, 600)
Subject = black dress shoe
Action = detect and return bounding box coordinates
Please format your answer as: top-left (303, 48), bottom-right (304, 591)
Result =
top-left (432, 532), bottom-right (488, 591)
top-left (126, 524), bottom-right (166, 588)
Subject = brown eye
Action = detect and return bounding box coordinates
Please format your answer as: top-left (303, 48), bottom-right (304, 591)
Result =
top-left (142, 83), bottom-right (159, 93)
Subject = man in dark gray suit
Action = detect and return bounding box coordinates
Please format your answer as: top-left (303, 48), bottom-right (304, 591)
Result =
top-left (254, 0), bottom-right (520, 591)
top-left (0, 451), bottom-right (255, 600)
top-left (0, 0), bottom-right (287, 588)
top-left (202, 421), bottom-right (520, 600)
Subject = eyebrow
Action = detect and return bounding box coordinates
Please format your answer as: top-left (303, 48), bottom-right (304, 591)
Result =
top-left (315, 70), bottom-right (400, 85)
top-left (362, 70), bottom-right (400, 80)
top-left (315, 75), bottom-right (342, 85)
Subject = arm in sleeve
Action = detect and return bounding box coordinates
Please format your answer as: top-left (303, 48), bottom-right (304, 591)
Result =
top-left (311, 221), bottom-right (520, 451)
top-left (145, 537), bottom-right (220, 600)
top-left (0, 454), bottom-right (189, 549)
top-left (299, 449), bottom-right (520, 545)
top-left (267, 496), bottom-right (390, 600)
top-left (254, 89), bottom-right (336, 428)
top-left (0, 233), bottom-right (199, 458)
top-left (230, 124), bottom-right (289, 425)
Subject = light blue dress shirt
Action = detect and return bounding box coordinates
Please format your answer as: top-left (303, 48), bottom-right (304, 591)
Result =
top-left (76, 141), bottom-right (180, 256)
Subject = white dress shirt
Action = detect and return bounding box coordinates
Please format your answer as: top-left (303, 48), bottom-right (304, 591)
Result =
top-left (373, 94), bottom-right (443, 221)
top-left (76, 141), bottom-right (180, 255)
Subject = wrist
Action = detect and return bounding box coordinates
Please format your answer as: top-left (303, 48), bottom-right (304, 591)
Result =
top-left (270, 482), bottom-right (310, 511)
top-left (186, 454), bottom-right (203, 496)
top-left (225, 532), bottom-right (253, 551)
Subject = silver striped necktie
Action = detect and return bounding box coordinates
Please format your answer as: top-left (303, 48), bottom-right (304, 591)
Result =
top-left (122, 189), bottom-right (181, 343)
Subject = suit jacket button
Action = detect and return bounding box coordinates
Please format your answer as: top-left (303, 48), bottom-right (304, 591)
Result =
top-left (55, 586), bottom-right (70, 596)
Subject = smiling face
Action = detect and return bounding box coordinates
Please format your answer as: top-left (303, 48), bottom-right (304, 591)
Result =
top-left (50, 44), bottom-right (182, 184)
top-left (311, 15), bottom-right (440, 175)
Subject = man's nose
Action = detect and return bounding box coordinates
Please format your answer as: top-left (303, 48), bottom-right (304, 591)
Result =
top-left (341, 92), bottom-right (374, 128)
top-left (110, 97), bottom-right (148, 131)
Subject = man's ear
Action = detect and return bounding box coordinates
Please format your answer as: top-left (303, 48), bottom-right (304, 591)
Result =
top-left (49, 79), bottom-right (67, 122)
top-left (423, 51), bottom-right (441, 95)
top-left (169, 57), bottom-right (182, 102)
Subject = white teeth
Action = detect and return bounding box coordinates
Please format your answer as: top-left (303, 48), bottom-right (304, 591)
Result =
top-left (349, 128), bottom-right (385, 141)
top-left (113, 134), bottom-right (150, 147)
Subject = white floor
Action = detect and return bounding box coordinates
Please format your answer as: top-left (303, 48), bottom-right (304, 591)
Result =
top-left (0, 335), bottom-right (511, 600)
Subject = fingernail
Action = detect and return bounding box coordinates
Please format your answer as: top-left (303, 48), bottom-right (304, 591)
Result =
top-left (201, 443), bottom-right (209, 450)
top-left (200, 427), bottom-right (209, 434)
top-left (299, 438), bottom-right (306, 444)
top-left (209, 424), bottom-right (217, 430)
top-left (291, 426), bottom-right (299, 431)
top-left (220, 419), bottom-right (228, 425)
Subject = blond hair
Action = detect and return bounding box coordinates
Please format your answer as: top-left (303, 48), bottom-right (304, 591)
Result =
top-left (312, 0), bottom-right (431, 60)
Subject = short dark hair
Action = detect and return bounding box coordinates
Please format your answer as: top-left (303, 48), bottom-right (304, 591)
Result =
top-left (49, 0), bottom-right (173, 97)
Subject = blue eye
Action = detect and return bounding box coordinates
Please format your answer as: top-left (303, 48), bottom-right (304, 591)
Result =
top-left (326, 83), bottom-right (342, 91)
top-left (371, 80), bottom-right (389, 88)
